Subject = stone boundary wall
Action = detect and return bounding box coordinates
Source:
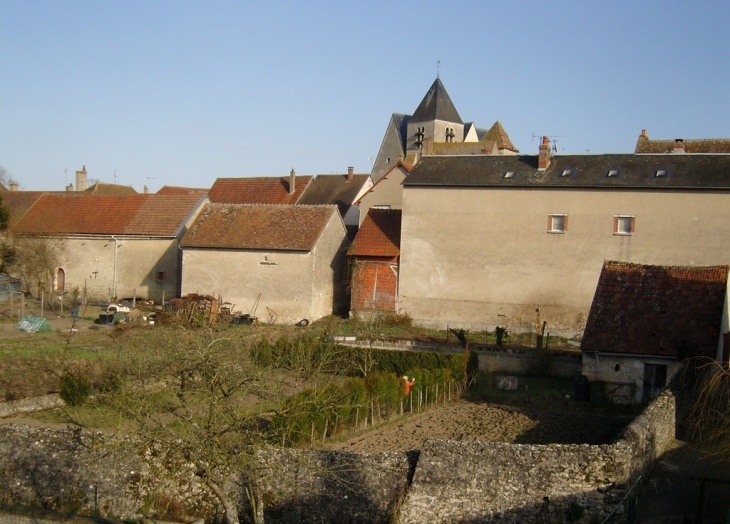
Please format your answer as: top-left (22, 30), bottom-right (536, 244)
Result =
top-left (337, 339), bottom-right (582, 378)
top-left (0, 390), bottom-right (677, 523)
top-left (0, 395), bottom-right (64, 418)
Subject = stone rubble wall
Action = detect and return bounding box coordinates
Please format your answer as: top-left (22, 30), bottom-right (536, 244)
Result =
top-left (0, 395), bottom-right (64, 418)
top-left (0, 390), bottom-right (677, 523)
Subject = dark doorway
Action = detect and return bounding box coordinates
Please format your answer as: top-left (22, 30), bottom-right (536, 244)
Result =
top-left (643, 363), bottom-right (667, 403)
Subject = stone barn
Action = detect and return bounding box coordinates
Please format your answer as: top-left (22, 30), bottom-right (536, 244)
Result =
top-left (581, 261), bottom-right (729, 404)
top-left (180, 204), bottom-right (348, 324)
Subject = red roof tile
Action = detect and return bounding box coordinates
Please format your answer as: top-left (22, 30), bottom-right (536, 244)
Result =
top-left (349, 209), bottom-right (401, 257)
top-left (208, 176), bottom-right (313, 205)
top-left (156, 185), bottom-right (209, 196)
top-left (180, 204), bottom-right (340, 251)
top-left (13, 194), bottom-right (205, 236)
top-left (581, 261), bottom-right (728, 358)
top-left (84, 182), bottom-right (138, 195)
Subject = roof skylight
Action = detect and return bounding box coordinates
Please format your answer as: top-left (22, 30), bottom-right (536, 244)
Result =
top-left (504, 171), bottom-right (514, 179)
top-left (607, 169), bottom-right (619, 177)
top-left (560, 169), bottom-right (572, 177)
top-left (655, 169), bottom-right (667, 177)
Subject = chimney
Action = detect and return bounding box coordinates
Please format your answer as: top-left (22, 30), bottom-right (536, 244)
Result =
top-left (673, 139), bottom-right (685, 154)
top-left (289, 168), bottom-right (296, 195)
top-left (10, 180), bottom-right (18, 191)
top-left (143, 185), bottom-right (148, 194)
top-left (347, 166), bottom-right (354, 183)
top-left (641, 129), bottom-right (648, 137)
top-left (66, 183), bottom-right (73, 192)
top-left (538, 136), bottom-right (551, 171)
top-left (75, 165), bottom-right (88, 191)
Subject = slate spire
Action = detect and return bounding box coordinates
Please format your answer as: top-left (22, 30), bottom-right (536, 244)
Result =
top-left (410, 78), bottom-right (463, 124)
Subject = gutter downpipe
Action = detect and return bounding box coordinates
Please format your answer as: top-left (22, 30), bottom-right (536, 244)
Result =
top-left (112, 236), bottom-right (118, 299)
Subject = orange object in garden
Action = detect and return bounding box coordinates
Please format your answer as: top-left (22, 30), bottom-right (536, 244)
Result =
top-left (403, 375), bottom-right (416, 395)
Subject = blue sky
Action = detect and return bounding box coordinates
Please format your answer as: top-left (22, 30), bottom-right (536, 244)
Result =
top-left (1, 1), bottom-right (729, 191)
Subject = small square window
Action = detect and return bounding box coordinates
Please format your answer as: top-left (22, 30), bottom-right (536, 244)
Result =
top-left (372, 205), bottom-right (391, 210)
top-left (548, 214), bottom-right (568, 233)
top-left (607, 169), bottom-right (619, 177)
top-left (560, 169), bottom-right (572, 177)
top-left (655, 169), bottom-right (667, 178)
top-left (504, 171), bottom-right (515, 179)
top-left (155, 270), bottom-right (166, 281)
top-left (614, 215), bottom-right (635, 235)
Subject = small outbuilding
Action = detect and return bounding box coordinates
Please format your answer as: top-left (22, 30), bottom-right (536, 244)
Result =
top-left (179, 204), bottom-right (348, 324)
top-left (581, 261), bottom-right (729, 404)
top-left (348, 209), bottom-right (402, 316)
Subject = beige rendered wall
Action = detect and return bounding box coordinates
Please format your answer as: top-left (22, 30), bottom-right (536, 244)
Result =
top-left (182, 248), bottom-right (318, 324)
top-left (399, 186), bottom-right (730, 334)
top-left (311, 213), bottom-right (348, 319)
top-left (356, 165), bottom-right (408, 225)
top-left (56, 236), bottom-right (179, 303)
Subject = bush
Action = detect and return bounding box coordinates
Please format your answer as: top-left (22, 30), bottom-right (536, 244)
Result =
top-left (59, 372), bottom-right (91, 406)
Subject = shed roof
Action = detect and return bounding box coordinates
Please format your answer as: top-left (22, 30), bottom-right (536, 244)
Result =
top-left (180, 204), bottom-right (339, 251)
top-left (298, 174), bottom-right (371, 215)
top-left (208, 176), bottom-right (312, 205)
top-left (349, 209), bottom-right (401, 257)
top-left (12, 194), bottom-right (205, 236)
top-left (581, 261), bottom-right (728, 358)
top-left (156, 185), bottom-right (209, 196)
top-left (404, 153), bottom-right (730, 189)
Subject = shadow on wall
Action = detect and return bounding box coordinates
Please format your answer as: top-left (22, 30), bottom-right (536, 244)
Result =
top-left (239, 448), bottom-right (418, 524)
top-left (331, 236), bottom-right (350, 317)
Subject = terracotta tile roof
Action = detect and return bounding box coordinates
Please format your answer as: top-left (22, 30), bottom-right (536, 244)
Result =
top-left (208, 176), bottom-right (313, 205)
top-left (156, 185), bottom-right (209, 196)
top-left (482, 120), bottom-right (519, 152)
top-left (581, 261), bottom-right (728, 358)
top-left (349, 209), bottom-right (401, 257)
top-left (180, 204), bottom-right (339, 251)
top-left (12, 194), bottom-right (205, 236)
top-left (84, 182), bottom-right (138, 195)
top-left (635, 132), bottom-right (730, 154)
top-left (1, 191), bottom-right (49, 230)
top-left (298, 174), bottom-right (371, 215)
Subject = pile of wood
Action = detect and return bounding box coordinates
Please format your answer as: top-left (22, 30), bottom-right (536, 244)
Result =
top-left (166, 293), bottom-right (220, 326)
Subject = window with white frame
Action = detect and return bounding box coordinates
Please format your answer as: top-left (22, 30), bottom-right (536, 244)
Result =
top-left (614, 215), bottom-right (635, 235)
top-left (548, 214), bottom-right (568, 233)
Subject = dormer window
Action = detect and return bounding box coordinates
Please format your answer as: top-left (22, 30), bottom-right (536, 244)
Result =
top-left (503, 171), bottom-right (515, 179)
top-left (560, 169), bottom-right (572, 177)
top-left (655, 169), bottom-right (667, 178)
top-left (607, 169), bottom-right (619, 177)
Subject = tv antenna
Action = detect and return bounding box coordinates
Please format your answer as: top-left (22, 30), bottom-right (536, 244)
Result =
top-left (145, 176), bottom-right (157, 193)
top-left (436, 60), bottom-right (441, 78)
top-left (532, 133), bottom-right (567, 152)
top-left (113, 169), bottom-right (117, 184)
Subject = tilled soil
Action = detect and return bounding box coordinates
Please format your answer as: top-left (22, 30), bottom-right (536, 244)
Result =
top-left (326, 399), bottom-right (635, 453)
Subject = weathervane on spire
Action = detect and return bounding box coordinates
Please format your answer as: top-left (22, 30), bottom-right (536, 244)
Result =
top-left (437, 60), bottom-right (440, 78)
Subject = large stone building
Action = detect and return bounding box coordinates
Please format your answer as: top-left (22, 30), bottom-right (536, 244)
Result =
top-left (370, 78), bottom-right (518, 183)
top-left (11, 193), bottom-right (208, 302)
top-left (397, 140), bottom-right (730, 334)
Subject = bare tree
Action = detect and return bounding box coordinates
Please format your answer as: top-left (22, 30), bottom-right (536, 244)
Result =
top-left (688, 358), bottom-right (730, 461)
top-left (86, 327), bottom-right (268, 524)
top-left (6, 236), bottom-right (62, 297)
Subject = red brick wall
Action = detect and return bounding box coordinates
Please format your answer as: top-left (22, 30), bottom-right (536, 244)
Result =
top-left (351, 256), bottom-right (399, 312)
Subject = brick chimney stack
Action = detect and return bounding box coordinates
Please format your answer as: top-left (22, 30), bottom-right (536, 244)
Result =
top-left (9, 180), bottom-right (18, 191)
top-left (143, 185), bottom-right (148, 194)
top-left (673, 139), bottom-right (685, 154)
top-left (289, 168), bottom-right (296, 195)
top-left (538, 136), bottom-right (551, 171)
top-left (347, 166), bottom-right (354, 183)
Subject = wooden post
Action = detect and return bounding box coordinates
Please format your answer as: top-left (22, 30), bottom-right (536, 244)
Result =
top-left (162, 290), bottom-right (165, 306)
top-left (425, 386), bottom-right (428, 406)
top-left (333, 413), bottom-right (339, 436)
top-left (133, 290), bottom-right (136, 308)
top-left (9, 291), bottom-right (13, 318)
top-left (322, 419), bottom-right (328, 443)
top-left (400, 399), bottom-right (403, 417)
top-left (436, 383), bottom-right (439, 404)
top-left (355, 408), bottom-right (359, 432)
top-left (371, 401), bottom-right (374, 426)
top-left (41, 292), bottom-right (44, 318)
top-left (21, 293), bottom-right (25, 319)
top-left (310, 422), bottom-right (314, 447)
top-left (410, 392), bottom-right (413, 413)
top-left (60, 295), bottom-right (64, 318)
